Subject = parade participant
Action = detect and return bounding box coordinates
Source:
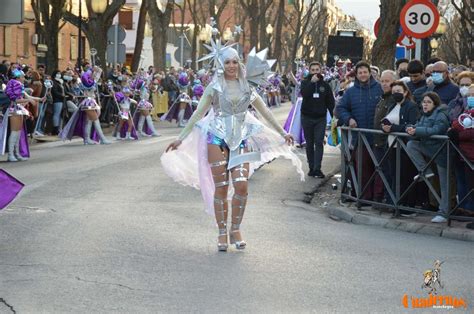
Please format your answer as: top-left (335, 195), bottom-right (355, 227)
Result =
top-left (162, 43), bottom-right (304, 252)
top-left (131, 80), bottom-right (160, 137)
top-left (161, 72), bottom-right (193, 127)
top-left (270, 74), bottom-right (282, 107)
top-left (191, 79), bottom-right (204, 110)
top-left (113, 91), bottom-right (138, 140)
top-left (59, 70), bottom-right (111, 145)
top-left (0, 69), bottom-right (41, 161)
top-left (283, 68), bottom-right (306, 146)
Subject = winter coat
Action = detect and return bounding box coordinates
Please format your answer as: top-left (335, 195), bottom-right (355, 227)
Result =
top-left (412, 104), bottom-right (450, 167)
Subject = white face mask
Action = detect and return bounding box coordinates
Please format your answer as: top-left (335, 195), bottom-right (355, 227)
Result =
top-left (460, 86), bottom-right (469, 97)
top-left (63, 75), bottom-right (73, 81)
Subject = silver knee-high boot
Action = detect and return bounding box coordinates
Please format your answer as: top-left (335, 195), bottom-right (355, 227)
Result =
top-left (7, 131), bottom-right (19, 162)
top-left (177, 109), bottom-right (185, 128)
top-left (93, 120), bottom-right (111, 145)
top-left (137, 115), bottom-right (148, 136)
top-left (14, 131), bottom-right (28, 161)
top-left (230, 193), bottom-right (248, 250)
top-left (145, 115), bottom-right (160, 137)
top-left (215, 197), bottom-right (229, 252)
top-left (84, 119), bottom-right (96, 145)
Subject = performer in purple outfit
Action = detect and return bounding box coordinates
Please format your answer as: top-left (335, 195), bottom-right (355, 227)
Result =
top-left (161, 71), bottom-right (193, 127)
top-left (59, 69), bottom-right (111, 145)
top-left (132, 81), bottom-right (160, 137)
top-left (0, 69), bottom-right (42, 162)
top-left (113, 90), bottom-right (138, 140)
top-left (283, 68), bottom-right (307, 146)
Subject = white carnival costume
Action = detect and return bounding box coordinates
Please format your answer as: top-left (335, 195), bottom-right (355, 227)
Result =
top-left (161, 42), bottom-right (304, 217)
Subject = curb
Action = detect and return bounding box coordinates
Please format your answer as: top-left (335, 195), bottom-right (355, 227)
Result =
top-left (303, 165), bottom-right (342, 203)
top-left (327, 206), bottom-right (474, 242)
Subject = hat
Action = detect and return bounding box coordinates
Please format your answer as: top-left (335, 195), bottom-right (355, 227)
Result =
top-left (5, 79), bottom-right (23, 101)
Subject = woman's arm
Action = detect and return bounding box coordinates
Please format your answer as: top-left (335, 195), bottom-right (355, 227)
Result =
top-left (176, 86), bottom-right (213, 141)
top-left (251, 93), bottom-right (287, 137)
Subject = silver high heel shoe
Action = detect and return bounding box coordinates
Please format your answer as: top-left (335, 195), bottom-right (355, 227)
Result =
top-left (229, 225), bottom-right (246, 250)
top-left (217, 228), bottom-right (228, 252)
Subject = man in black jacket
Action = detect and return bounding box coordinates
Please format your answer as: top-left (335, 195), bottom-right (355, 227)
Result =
top-left (300, 62), bottom-right (335, 178)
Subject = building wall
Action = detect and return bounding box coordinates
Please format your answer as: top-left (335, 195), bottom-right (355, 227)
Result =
top-left (0, 19), bottom-right (36, 67)
top-left (0, 1), bottom-right (89, 71)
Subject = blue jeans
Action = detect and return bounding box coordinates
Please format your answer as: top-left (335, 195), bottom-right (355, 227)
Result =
top-left (454, 159), bottom-right (474, 211)
top-left (53, 102), bottom-right (63, 127)
top-left (407, 140), bottom-right (449, 214)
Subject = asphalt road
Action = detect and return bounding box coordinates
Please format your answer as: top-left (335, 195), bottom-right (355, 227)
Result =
top-left (0, 104), bottom-right (472, 313)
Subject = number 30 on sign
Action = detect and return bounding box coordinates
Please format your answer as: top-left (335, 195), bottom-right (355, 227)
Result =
top-left (400, 0), bottom-right (440, 39)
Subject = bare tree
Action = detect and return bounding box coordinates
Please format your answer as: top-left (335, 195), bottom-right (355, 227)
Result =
top-left (287, 0), bottom-right (319, 64)
top-left (449, 0), bottom-right (473, 64)
top-left (131, 0), bottom-right (148, 73)
top-left (272, 0), bottom-right (285, 65)
top-left (63, 0), bottom-right (126, 68)
top-left (371, 0), bottom-right (406, 70)
top-left (148, 0), bottom-right (174, 70)
top-left (31, 0), bottom-right (67, 72)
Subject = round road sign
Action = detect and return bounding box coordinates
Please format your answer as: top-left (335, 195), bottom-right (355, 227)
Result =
top-left (400, 0), bottom-right (440, 39)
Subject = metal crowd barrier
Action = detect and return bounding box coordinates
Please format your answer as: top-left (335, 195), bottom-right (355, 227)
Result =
top-left (339, 126), bottom-right (474, 226)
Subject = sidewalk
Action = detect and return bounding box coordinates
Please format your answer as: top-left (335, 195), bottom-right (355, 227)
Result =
top-left (307, 144), bottom-right (474, 243)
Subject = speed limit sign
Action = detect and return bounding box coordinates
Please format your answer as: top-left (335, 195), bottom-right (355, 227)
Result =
top-left (400, 0), bottom-right (440, 39)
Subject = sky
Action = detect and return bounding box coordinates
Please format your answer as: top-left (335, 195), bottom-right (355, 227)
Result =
top-left (336, 0), bottom-right (380, 32)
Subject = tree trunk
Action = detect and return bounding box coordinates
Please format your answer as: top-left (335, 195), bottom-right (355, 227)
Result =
top-left (273, 0), bottom-right (285, 67)
top-left (148, 0), bottom-right (173, 70)
top-left (131, 0), bottom-right (148, 72)
top-left (84, 21), bottom-right (109, 67)
top-left (371, 0), bottom-right (405, 70)
top-left (31, 0), bottom-right (66, 73)
top-left (63, 0), bottom-right (125, 68)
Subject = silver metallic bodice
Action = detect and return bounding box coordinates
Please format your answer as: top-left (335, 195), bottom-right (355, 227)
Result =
top-left (208, 88), bottom-right (261, 151)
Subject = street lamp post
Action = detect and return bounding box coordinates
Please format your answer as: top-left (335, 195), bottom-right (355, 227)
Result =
top-left (77, 0), bottom-right (82, 71)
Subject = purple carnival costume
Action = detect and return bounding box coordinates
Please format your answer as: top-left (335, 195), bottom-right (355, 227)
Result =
top-left (0, 77), bottom-right (31, 162)
top-left (112, 92), bottom-right (138, 140)
top-left (59, 70), bottom-right (111, 145)
top-left (131, 80), bottom-right (160, 137)
top-left (161, 72), bottom-right (193, 127)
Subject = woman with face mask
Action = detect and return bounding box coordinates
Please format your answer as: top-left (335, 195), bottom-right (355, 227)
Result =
top-left (381, 81), bottom-right (419, 212)
top-left (50, 70), bottom-right (66, 135)
top-left (162, 45), bottom-right (303, 252)
top-left (448, 71), bottom-right (473, 123)
top-left (448, 84), bottom-right (474, 223)
top-left (62, 70), bottom-right (78, 115)
top-left (406, 92), bottom-right (451, 223)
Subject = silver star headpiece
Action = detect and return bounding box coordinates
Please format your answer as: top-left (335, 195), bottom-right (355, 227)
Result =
top-left (245, 47), bottom-right (276, 86)
top-left (197, 37), bottom-right (237, 70)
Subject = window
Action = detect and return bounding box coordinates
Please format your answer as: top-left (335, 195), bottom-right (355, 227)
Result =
top-left (119, 9), bottom-right (133, 30)
top-left (58, 33), bottom-right (64, 59)
top-left (23, 28), bottom-right (29, 57)
top-left (17, 27), bottom-right (29, 57)
top-left (70, 35), bottom-right (77, 60)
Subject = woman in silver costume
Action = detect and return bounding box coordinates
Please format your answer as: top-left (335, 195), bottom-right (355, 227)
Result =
top-left (163, 46), bottom-right (303, 252)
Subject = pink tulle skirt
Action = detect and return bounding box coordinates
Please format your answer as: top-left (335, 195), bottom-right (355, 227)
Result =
top-left (160, 109), bottom-right (305, 215)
